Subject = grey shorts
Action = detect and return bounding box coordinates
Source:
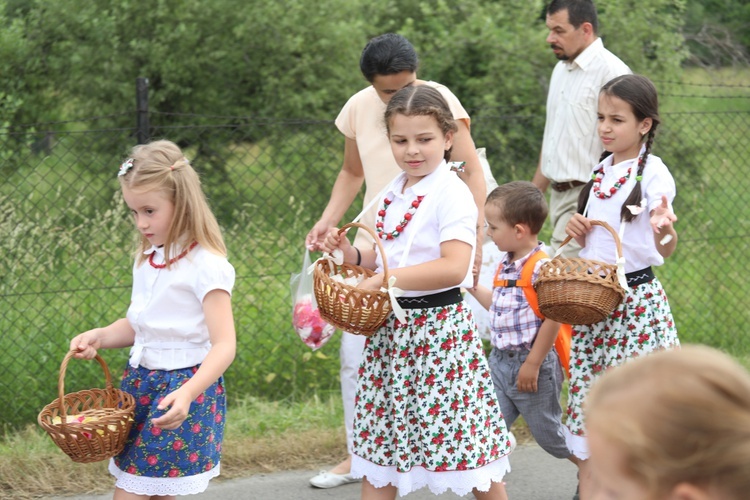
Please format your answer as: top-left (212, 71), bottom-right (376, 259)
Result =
top-left (488, 347), bottom-right (571, 459)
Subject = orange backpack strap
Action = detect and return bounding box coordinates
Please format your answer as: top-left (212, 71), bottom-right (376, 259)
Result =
top-left (494, 250), bottom-right (572, 378)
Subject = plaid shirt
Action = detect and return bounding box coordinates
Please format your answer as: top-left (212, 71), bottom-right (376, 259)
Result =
top-left (489, 244), bottom-right (545, 351)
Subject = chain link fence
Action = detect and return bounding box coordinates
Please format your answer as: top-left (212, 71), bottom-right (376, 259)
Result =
top-left (2, 84), bottom-right (749, 429)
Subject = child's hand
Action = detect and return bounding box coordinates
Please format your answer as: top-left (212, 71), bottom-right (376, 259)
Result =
top-left (650, 195), bottom-right (677, 234)
top-left (517, 361), bottom-right (540, 393)
top-left (70, 329), bottom-right (102, 359)
top-left (151, 386), bottom-right (192, 430)
top-left (565, 213), bottom-right (592, 239)
top-left (321, 227), bottom-right (351, 255)
top-left (358, 274), bottom-right (382, 291)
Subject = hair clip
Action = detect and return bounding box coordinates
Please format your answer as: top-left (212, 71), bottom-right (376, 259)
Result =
top-left (118, 158), bottom-right (134, 177)
top-left (636, 175), bottom-right (643, 182)
top-left (448, 161), bottom-right (465, 173)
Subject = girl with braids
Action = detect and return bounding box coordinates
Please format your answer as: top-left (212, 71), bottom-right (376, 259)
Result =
top-left (563, 74), bottom-right (679, 496)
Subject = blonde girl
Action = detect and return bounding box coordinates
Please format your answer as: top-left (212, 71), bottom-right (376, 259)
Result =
top-left (70, 140), bottom-right (236, 500)
top-left (322, 85), bottom-right (512, 500)
top-left (586, 345), bottom-right (750, 500)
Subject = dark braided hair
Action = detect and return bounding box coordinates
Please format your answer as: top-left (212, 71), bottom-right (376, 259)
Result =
top-left (576, 74), bottom-right (660, 222)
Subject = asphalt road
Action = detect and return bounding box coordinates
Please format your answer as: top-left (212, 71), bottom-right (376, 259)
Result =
top-left (45, 443), bottom-right (578, 499)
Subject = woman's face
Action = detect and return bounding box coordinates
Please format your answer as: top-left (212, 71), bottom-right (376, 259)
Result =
top-left (371, 70), bottom-right (417, 104)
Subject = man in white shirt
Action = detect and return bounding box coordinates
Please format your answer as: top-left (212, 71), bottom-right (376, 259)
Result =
top-left (532, 0), bottom-right (630, 258)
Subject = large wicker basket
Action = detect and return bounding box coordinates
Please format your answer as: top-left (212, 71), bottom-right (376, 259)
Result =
top-left (535, 220), bottom-right (627, 325)
top-left (313, 222), bottom-right (392, 336)
top-left (38, 351), bottom-right (135, 463)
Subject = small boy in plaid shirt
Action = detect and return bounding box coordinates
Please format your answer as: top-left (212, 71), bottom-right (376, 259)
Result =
top-left (467, 181), bottom-right (581, 467)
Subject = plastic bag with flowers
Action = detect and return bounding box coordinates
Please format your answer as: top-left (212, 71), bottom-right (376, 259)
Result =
top-left (291, 249), bottom-right (335, 350)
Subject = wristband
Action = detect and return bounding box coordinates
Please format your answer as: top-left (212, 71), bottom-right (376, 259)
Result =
top-left (355, 247), bottom-right (361, 266)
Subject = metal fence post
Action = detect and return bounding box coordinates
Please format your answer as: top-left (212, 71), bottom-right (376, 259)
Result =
top-left (136, 77), bottom-right (150, 144)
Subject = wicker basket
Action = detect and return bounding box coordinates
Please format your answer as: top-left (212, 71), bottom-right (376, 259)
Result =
top-left (313, 222), bottom-right (392, 336)
top-left (38, 351), bottom-right (135, 463)
top-left (535, 220), bottom-right (627, 325)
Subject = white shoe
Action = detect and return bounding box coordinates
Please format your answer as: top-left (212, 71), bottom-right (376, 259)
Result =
top-left (309, 470), bottom-right (361, 489)
top-left (508, 431), bottom-right (517, 453)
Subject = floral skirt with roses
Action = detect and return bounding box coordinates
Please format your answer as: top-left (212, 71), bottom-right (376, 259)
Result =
top-left (566, 277), bottom-right (679, 458)
top-left (350, 301), bottom-right (512, 497)
top-left (107, 364), bottom-right (225, 496)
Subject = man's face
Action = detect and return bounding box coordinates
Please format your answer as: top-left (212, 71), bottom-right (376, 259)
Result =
top-left (545, 8), bottom-right (589, 61)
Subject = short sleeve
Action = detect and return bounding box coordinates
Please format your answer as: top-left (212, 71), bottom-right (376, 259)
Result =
top-left (642, 155), bottom-right (676, 213)
top-left (194, 252), bottom-right (236, 303)
top-left (435, 176), bottom-right (477, 246)
top-left (335, 92), bottom-right (359, 139)
top-left (432, 83), bottom-right (471, 129)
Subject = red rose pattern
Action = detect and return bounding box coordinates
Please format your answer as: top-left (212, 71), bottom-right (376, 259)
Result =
top-left (352, 302), bottom-right (511, 473)
top-left (113, 364), bottom-right (225, 481)
top-left (566, 280), bottom-right (679, 436)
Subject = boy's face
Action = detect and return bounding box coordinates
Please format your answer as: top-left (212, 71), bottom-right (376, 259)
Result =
top-left (485, 203), bottom-right (519, 253)
top-left (371, 70), bottom-right (416, 104)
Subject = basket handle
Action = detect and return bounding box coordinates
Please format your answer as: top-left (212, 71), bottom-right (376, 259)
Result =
top-left (56, 350), bottom-right (114, 425)
top-left (558, 220), bottom-right (624, 258)
top-left (338, 222), bottom-right (390, 290)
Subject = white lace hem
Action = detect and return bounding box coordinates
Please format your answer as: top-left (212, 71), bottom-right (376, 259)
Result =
top-left (566, 431), bottom-right (590, 460)
top-left (109, 459), bottom-right (220, 496)
top-left (351, 454), bottom-right (510, 497)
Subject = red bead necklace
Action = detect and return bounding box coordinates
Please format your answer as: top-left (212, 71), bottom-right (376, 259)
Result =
top-left (148, 241), bottom-right (198, 269)
top-left (375, 195), bottom-right (425, 240)
top-left (592, 166), bottom-right (631, 200)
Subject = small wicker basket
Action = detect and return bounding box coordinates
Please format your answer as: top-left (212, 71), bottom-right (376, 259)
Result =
top-left (38, 351), bottom-right (135, 463)
top-left (535, 220), bottom-right (627, 325)
top-left (313, 222), bottom-right (392, 336)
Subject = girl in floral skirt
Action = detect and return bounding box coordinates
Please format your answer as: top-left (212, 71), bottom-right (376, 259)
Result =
top-left (564, 74), bottom-right (680, 497)
top-left (70, 140), bottom-right (236, 499)
top-left (322, 85), bottom-right (512, 499)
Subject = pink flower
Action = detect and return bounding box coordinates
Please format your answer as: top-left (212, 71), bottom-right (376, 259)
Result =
top-left (147, 455), bottom-right (158, 466)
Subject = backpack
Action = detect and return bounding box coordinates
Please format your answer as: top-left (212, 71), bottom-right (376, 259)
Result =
top-left (493, 250), bottom-right (573, 378)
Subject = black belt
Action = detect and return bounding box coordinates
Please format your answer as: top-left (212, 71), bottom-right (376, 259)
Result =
top-left (551, 180), bottom-right (586, 192)
top-left (625, 267), bottom-right (654, 288)
top-left (397, 287), bottom-right (463, 309)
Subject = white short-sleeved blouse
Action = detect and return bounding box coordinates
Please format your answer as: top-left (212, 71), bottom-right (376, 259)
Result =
top-left (126, 244), bottom-right (235, 370)
top-left (580, 153), bottom-right (676, 272)
top-left (373, 162), bottom-right (477, 296)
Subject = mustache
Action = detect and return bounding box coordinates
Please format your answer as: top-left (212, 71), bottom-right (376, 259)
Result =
top-left (549, 44), bottom-right (562, 51)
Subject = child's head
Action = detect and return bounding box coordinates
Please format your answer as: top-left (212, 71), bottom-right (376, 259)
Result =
top-left (118, 139), bottom-right (226, 264)
top-left (360, 33), bottom-right (419, 104)
top-left (578, 74), bottom-right (661, 222)
top-left (384, 86), bottom-right (457, 183)
top-left (586, 345), bottom-right (750, 500)
top-left (485, 181), bottom-right (547, 253)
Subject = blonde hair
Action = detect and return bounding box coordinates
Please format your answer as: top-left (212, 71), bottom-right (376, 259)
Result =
top-left (119, 139), bottom-right (226, 266)
top-left (586, 345), bottom-right (750, 499)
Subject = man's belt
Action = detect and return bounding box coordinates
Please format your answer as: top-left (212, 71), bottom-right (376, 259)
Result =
top-left (550, 180), bottom-right (586, 192)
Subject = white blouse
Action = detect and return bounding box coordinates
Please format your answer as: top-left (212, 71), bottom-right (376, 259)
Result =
top-left (580, 153), bottom-right (676, 272)
top-left (126, 244), bottom-right (235, 370)
top-left (373, 162), bottom-right (477, 296)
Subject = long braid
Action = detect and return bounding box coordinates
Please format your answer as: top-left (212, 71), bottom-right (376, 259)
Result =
top-left (620, 129), bottom-right (656, 222)
top-left (576, 150), bottom-right (613, 215)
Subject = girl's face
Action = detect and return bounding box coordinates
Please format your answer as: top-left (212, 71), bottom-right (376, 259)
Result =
top-left (122, 186), bottom-right (175, 247)
top-left (597, 94), bottom-right (652, 164)
top-left (588, 426), bottom-right (653, 500)
top-left (388, 113), bottom-right (453, 188)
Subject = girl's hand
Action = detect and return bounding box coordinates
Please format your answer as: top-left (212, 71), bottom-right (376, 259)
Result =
top-left (358, 274), bottom-right (382, 291)
top-left (69, 329), bottom-right (103, 359)
top-left (151, 386), bottom-right (192, 430)
top-left (650, 195), bottom-right (677, 234)
top-left (565, 214), bottom-right (592, 239)
top-left (320, 227), bottom-right (351, 255)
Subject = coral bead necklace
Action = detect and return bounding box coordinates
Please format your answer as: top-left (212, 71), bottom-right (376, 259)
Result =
top-left (592, 165), bottom-right (631, 200)
top-left (375, 195), bottom-right (425, 240)
top-left (149, 241), bottom-right (198, 269)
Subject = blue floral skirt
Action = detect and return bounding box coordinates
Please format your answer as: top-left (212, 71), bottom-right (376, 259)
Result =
top-left (108, 364), bottom-right (226, 496)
